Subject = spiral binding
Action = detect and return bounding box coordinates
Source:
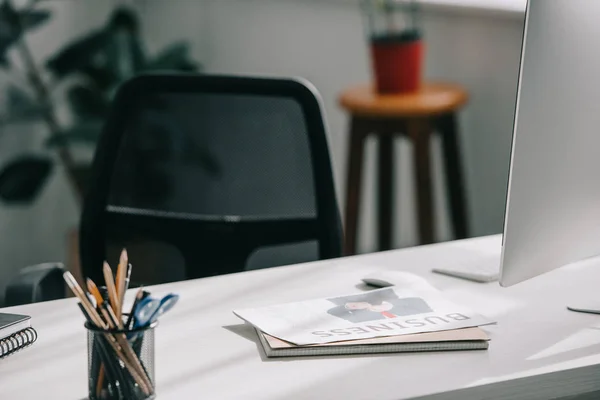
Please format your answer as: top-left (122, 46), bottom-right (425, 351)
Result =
top-left (0, 327), bottom-right (37, 359)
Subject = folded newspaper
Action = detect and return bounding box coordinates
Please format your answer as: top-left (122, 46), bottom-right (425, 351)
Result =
top-left (234, 285), bottom-right (495, 346)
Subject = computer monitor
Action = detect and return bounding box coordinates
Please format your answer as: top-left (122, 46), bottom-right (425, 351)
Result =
top-left (500, 0), bottom-right (600, 306)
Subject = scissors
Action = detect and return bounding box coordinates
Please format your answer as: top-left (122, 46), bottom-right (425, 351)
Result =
top-left (132, 293), bottom-right (179, 329)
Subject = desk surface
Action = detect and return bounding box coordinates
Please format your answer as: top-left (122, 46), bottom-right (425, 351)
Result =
top-left (2, 235), bottom-right (600, 400)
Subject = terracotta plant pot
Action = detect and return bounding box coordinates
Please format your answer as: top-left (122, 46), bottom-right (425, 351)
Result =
top-left (371, 34), bottom-right (424, 94)
top-left (362, 0), bottom-right (424, 94)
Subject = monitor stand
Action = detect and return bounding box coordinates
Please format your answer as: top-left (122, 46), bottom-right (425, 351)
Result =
top-left (567, 304), bottom-right (600, 315)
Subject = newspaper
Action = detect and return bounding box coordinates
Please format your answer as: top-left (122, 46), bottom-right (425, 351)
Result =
top-left (234, 282), bottom-right (495, 345)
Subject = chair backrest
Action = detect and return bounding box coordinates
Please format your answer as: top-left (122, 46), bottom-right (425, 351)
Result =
top-left (80, 74), bottom-right (342, 285)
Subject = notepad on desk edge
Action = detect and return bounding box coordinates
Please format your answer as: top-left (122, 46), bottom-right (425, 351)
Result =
top-left (0, 313), bottom-right (38, 359)
top-left (257, 326), bottom-right (489, 358)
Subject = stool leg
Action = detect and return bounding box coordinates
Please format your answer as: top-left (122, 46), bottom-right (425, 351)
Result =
top-left (408, 119), bottom-right (435, 245)
top-left (344, 117), bottom-right (368, 255)
top-left (439, 113), bottom-right (469, 239)
top-left (378, 135), bottom-right (394, 251)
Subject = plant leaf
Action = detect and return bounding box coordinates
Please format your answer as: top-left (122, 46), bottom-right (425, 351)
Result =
top-left (0, 156), bottom-right (53, 203)
top-left (107, 6), bottom-right (140, 33)
top-left (104, 31), bottom-right (146, 79)
top-left (45, 29), bottom-right (110, 78)
top-left (0, 2), bottom-right (21, 65)
top-left (6, 85), bottom-right (45, 117)
top-left (19, 8), bottom-right (51, 31)
top-left (78, 64), bottom-right (119, 91)
top-left (0, 2), bottom-right (51, 67)
top-left (67, 84), bottom-right (109, 119)
top-left (45, 121), bottom-right (103, 148)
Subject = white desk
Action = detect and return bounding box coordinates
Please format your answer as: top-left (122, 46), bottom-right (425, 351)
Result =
top-left (2, 235), bottom-right (600, 399)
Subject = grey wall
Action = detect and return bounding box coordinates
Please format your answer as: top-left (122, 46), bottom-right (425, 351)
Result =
top-left (199, 0), bottom-right (525, 251)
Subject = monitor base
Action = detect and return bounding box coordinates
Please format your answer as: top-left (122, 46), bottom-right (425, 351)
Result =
top-left (567, 304), bottom-right (600, 315)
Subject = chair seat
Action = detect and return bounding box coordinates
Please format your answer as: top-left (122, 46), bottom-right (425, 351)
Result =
top-left (339, 82), bottom-right (469, 118)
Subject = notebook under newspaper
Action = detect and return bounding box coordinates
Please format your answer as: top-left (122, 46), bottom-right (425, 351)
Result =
top-left (256, 326), bottom-right (489, 358)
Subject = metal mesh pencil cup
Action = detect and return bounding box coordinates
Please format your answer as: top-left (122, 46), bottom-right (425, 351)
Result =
top-left (86, 319), bottom-right (157, 400)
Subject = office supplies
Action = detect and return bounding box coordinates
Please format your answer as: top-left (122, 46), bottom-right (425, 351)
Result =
top-left (102, 262), bottom-right (120, 316)
top-left (234, 286), bottom-right (495, 346)
top-left (0, 313), bottom-right (37, 359)
top-left (64, 271), bottom-right (152, 397)
top-left (126, 288), bottom-right (145, 330)
top-left (123, 263), bottom-right (132, 296)
top-left (116, 249), bottom-right (128, 319)
top-left (64, 272), bottom-right (105, 328)
top-left (86, 279), bottom-right (104, 305)
top-left (77, 302), bottom-right (145, 400)
top-left (257, 326), bottom-right (489, 358)
top-left (500, 0), bottom-right (600, 314)
top-left (133, 293), bottom-right (179, 329)
top-left (0, 313), bottom-right (33, 340)
top-left (64, 253), bottom-right (178, 399)
top-left (66, 272), bottom-right (147, 394)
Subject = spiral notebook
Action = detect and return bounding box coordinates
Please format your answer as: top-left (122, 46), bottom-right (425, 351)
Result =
top-left (257, 327), bottom-right (489, 358)
top-left (0, 313), bottom-right (37, 359)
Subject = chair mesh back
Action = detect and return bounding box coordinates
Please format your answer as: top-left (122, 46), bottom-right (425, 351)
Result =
top-left (108, 93), bottom-right (316, 218)
top-left (103, 92), bottom-right (319, 281)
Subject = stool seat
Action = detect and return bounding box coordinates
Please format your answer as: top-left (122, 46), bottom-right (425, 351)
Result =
top-left (339, 82), bottom-right (469, 118)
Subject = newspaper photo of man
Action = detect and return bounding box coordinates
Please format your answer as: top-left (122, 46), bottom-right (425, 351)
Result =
top-left (326, 288), bottom-right (433, 323)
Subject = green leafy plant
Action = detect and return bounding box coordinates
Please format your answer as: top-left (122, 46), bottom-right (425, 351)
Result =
top-left (0, 1), bottom-right (201, 204)
top-left (363, 0), bottom-right (422, 41)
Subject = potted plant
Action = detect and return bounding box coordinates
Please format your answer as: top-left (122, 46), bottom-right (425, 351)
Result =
top-left (0, 1), bottom-right (203, 282)
top-left (0, 1), bottom-right (201, 205)
top-left (362, 0), bottom-right (424, 94)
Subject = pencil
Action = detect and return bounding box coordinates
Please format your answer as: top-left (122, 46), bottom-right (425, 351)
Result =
top-left (86, 279), bottom-right (104, 307)
top-left (64, 272), bottom-right (105, 329)
top-left (63, 272), bottom-right (151, 395)
top-left (77, 303), bottom-right (111, 398)
top-left (98, 293), bottom-right (149, 390)
top-left (103, 262), bottom-right (120, 318)
top-left (116, 249), bottom-right (128, 319)
top-left (104, 302), bottom-right (123, 330)
top-left (86, 279), bottom-right (108, 396)
top-left (100, 302), bottom-right (153, 394)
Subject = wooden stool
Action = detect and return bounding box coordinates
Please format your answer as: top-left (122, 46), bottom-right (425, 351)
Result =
top-left (340, 82), bottom-right (469, 255)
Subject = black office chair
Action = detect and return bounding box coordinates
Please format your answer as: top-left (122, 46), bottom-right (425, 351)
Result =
top-left (4, 263), bottom-right (66, 306)
top-left (79, 74), bottom-right (342, 286)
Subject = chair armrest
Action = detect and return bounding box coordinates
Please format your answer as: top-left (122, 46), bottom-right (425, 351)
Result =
top-left (4, 263), bottom-right (66, 306)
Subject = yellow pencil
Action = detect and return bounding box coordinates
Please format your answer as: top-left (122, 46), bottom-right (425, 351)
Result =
top-left (103, 262), bottom-right (120, 318)
top-left (116, 249), bottom-right (128, 319)
top-left (68, 272), bottom-right (151, 395)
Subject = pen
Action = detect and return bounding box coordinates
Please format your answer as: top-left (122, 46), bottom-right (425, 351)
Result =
top-left (123, 263), bottom-right (132, 296)
top-left (126, 287), bottom-right (145, 330)
top-left (77, 303), bottom-right (120, 398)
top-left (64, 272), bottom-right (151, 395)
top-left (87, 280), bottom-right (147, 396)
